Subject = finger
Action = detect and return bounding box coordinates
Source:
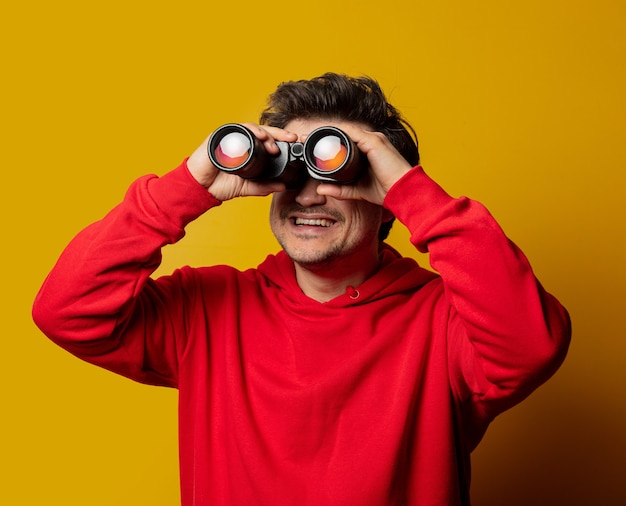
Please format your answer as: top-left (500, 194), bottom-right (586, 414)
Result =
top-left (260, 125), bottom-right (299, 142)
top-left (243, 180), bottom-right (287, 197)
top-left (316, 183), bottom-right (361, 201)
top-left (334, 123), bottom-right (374, 146)
top-left (241, 122), bottom-right (298, 144)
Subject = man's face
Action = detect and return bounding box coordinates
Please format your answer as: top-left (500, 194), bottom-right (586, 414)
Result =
top-left (269, 119), bottom-right (390, 269)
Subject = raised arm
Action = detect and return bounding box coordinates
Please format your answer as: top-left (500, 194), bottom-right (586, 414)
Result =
top-left (386, 167), bottom-right (570, 417)
top-left (319, 125), bottom-right (570, 422)
top-left (33, 124), bottom-right (299, 384)
top-left (32, 162), bottom-right (219, 385)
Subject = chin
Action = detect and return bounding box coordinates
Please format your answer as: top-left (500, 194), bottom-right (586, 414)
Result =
top-left (283, 245), bottom-right (344, 267)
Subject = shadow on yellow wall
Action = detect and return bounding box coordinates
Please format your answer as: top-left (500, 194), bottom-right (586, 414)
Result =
top-left (2, 0), bottom-right (624, 504)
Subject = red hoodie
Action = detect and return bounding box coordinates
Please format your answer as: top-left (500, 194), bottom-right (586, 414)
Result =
top-left (33, 161), bottom-right (570, 505)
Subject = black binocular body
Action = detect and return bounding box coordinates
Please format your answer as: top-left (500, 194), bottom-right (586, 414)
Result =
top-left (207, 123), bottom-right (365, 186)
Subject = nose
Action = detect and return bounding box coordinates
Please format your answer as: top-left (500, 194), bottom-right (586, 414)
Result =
top-left (294, 177), bottom-right (326, 207)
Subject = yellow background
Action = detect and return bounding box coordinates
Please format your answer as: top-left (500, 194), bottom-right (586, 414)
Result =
top-left (2, 0), bottom-right (625, 504)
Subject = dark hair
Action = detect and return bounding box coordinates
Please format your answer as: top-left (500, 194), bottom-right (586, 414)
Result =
top-left (260, 72), bottom-right (419, 241)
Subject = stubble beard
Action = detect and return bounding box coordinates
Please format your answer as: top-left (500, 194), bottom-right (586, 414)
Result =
top-left (281, 238), bottom-right (347, 270)
top-left (274, 220), bottom-right (380, 274)
top-left (272, 205), bottom-right (350, 269)
top-left (271, 201), bottom-right (383, 273)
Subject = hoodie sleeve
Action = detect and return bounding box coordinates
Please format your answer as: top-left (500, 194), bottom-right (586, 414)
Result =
top-left (32, 160), bottom-right (221, 387)
top-left (383, 166), bottom-right (571, 425)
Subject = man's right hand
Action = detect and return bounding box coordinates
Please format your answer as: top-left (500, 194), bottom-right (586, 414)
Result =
top-left (186, 123), bottom-right (298, 201)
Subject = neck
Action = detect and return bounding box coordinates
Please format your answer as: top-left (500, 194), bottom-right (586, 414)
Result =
top-left (294, 249), bottom-right (381, 303)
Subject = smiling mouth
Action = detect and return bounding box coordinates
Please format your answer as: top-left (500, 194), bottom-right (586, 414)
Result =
top-left (294, 217), bottom-right (334, 227)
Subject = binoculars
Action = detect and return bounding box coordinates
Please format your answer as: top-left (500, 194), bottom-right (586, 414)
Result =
top-left (207, 123), bottom-right (364, 186)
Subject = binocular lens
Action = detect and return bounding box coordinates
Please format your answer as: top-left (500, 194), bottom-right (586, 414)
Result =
top-left (311, 135), bottom-right (349, 172)
top-left (214, 132), bottom-right (252, 168)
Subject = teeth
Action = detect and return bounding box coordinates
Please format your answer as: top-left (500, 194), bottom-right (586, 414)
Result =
top-left (295, 218), bottom-right (333, 227)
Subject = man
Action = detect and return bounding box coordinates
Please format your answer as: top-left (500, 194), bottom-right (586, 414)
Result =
top-left (33, 73), bottom-right (571, 505)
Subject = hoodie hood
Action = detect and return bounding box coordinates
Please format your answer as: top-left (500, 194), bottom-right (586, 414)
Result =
top-left (256, 243), bottom-right (438, 308)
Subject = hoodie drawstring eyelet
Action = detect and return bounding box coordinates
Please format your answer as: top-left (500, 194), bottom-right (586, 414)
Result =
top-left (347, 286), bottom-right (360, 300)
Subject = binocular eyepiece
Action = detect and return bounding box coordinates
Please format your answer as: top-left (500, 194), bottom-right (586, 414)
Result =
top-left (207, 123), bottom-right (364, 187)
